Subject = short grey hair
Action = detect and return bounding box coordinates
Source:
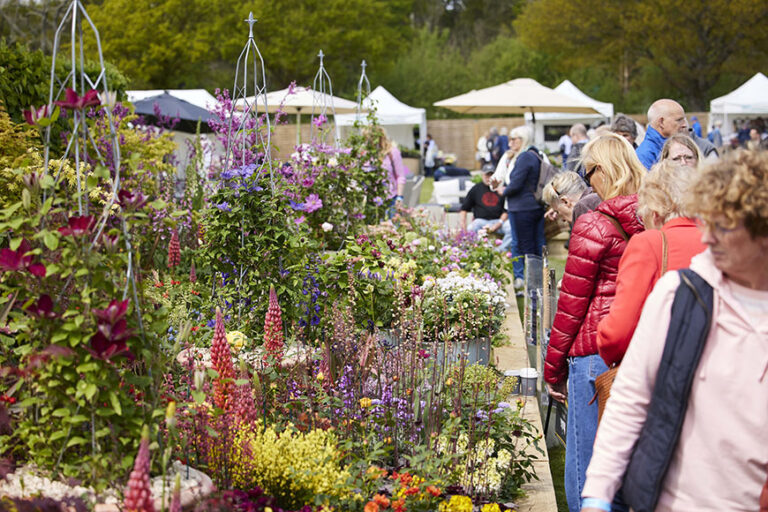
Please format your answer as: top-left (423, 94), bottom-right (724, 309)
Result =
top-left (542, 171), bottom-right (587, 206)
top-left (638, 161), bottom-right (697, 227)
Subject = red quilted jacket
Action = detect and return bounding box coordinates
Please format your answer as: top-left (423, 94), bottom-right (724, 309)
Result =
top-left (544, 194), bottom-right (644, 385)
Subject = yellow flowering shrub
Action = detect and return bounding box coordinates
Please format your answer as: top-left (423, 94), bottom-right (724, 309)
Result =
top-left (226, 330), bottom-right (247, 353)
top-left (439, 495), bottom-right (473, 512)
top-left (228, 422), bottom-right (352, 509)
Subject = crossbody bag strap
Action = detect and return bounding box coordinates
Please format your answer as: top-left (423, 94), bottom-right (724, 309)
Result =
top-left (597, 211), bottom-right (629, 241)
top-left (661, 230), bottom-right (668, 275)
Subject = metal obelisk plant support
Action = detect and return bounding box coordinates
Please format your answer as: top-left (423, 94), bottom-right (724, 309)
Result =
top-left (355, 59), bottom-right (371, 125)
top-left (310, 50), bottom-right (340, 146)
top-left (44, 0), bottom-right (145, 339)
top-left (222, 12), bottom-right (272, 190)
top-left (221, 12), bottom-right (273, 321)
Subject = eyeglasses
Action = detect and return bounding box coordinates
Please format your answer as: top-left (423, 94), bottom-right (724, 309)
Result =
top-left (584, 165), bottom-right (598, 187)
top-left (694, 217), bottom-right (739, 237)
top-left (670, 154), bottom-right (697, 163)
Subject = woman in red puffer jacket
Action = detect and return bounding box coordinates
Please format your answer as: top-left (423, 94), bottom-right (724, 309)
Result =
top-left (543, 133), bottom-right (645, 512)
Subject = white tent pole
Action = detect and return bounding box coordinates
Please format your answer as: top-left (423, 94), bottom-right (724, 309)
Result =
top-left (296, 109), bottom-right (301, 145)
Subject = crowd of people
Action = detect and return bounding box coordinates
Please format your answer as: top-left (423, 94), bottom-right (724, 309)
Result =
top-left (462, 98), bottom-right (768, 511)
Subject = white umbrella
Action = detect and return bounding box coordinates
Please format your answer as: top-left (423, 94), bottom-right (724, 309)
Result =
top-left (237, 86), bottom-right (362, 144)
top-left (433, 78), bottom-right (600, 118)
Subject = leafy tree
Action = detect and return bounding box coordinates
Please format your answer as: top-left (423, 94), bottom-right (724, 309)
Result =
top-left (515, 0), bottom-right (768, 110)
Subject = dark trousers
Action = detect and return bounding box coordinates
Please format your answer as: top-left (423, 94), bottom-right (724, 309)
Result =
top-left (512, 207), bottom-right (545, 256)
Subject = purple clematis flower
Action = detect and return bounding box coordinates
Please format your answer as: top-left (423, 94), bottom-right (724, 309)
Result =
top-left (303, 194), bottom-right (323, 213)
top-left (117, 188), bottom-right (147, 211)
top-left (28, 294), bottom-right (57, 318)
top-left (89, 299), bottom-right (133, 360)
top-left (23, 104), bottom-right (52, 126)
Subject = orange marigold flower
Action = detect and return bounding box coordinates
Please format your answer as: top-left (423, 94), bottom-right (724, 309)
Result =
top-left (364, 502), bottom-right (379, 512)
top-left (404, 486), bottom-right (419, 496)
top-left (391, 499), bottom-right (406, 512)
top-left (426, 485), bottom-right (441, 497)
top-left (373, 494), bottom-right (390, 508)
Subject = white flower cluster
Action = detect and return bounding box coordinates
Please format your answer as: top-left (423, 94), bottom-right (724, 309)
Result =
top-left (434, 433), bottom-right (513, 494)
top-left (422, 271), bottom-right (506, 307)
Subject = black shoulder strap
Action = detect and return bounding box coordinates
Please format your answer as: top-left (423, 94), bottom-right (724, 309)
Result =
top-left (621, 269), bottom-right (713, 511)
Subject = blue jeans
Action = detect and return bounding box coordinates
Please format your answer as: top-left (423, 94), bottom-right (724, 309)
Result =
top-left (467, 217), bottom-right (513, 253)
top-left (506, 213), bottom-right (523, 280)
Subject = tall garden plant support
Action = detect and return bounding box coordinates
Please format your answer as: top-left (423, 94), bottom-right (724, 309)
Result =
top-left (221, 12), bottom-right (273, 321)
top-left (44, 0), bottom-right (144, 336)
top-left (310, 50), bottom-right (340, 146)
top-left (222, 12), bottom-right (272, 190)
top-left (355, 59), bottom-right (371, 125)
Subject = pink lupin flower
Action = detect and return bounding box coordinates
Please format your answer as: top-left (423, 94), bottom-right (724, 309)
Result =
top-left (189, 260), bottom-right (197, 283)
top-left (124, 426), bottom-right (156, 512)
top-left (169, 474), bottom-right (181, 512)
top-left (210, 308), bottom-right (235, 410)
top-left (263, 286), bottom-right (284, 363)
top-left (167, 230), bottom-right (180, 268)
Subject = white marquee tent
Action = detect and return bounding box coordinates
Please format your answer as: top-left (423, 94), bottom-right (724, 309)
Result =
top-left (710, 72), bottom-right (768, 134)
top-left (336, 86), bottom-right (426, 150)
top-left (523, 80), bottom-right (614, 151)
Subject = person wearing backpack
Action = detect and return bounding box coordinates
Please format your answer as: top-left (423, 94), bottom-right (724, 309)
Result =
top-left (497, 125), bottom-right (546, 288)
top-left (581, 150), bottom-right (768, 512)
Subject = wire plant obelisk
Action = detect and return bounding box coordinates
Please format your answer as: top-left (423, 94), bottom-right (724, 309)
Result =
top-left (355, 59), bottom-right (371, 126)
top-left (222, 12), bottom-right (272, 191)
top-left (44, 0), bottom-right (144, 339)
top-left (221, 12), bottom-right (272, 322)
top-left (310, 50), bottom-right (340, 146)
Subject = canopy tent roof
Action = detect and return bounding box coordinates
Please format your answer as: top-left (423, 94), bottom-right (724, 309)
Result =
top-left (237, 86), bottom-right (360, 114)
top-left (433, 78), bottom-right (600, 115)
top-left (131, 92), bottom-right (215, 122)
top-left (336, 86), bottom-right (425, 126)
top-left (126, 89), bottom-right (218, 112)
top-left (710, 72), bottom-right (768, 116)
top-left (523, 80), bottom-right (613, 121)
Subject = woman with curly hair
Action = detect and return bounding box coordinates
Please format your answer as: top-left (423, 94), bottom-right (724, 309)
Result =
top-left (544, 133), bottom-right (645, 511)
top-left (582, 150), bottom-right (768, 512)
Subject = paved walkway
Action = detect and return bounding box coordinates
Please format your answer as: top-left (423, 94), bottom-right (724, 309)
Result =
top-left (493, 279), bottom-right (558, 512)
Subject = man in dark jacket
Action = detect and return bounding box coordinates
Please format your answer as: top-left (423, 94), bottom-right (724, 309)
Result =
top-left (566, 123), bottom-right (589, 176)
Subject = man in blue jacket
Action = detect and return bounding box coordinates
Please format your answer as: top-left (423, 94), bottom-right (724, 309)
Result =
top-left (635, 99), bottom-right (687, 170)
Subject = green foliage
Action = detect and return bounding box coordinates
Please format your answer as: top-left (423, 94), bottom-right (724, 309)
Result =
top-left (0, 41), bottom-right (128, 125)
top-left (0, 106), bottom-right (39, 169)
top-left (515, 0), bottom-right (768, 111)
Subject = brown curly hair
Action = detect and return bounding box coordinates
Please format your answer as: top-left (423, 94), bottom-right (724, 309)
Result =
top-left (685, 150), bottom-right (768, 239)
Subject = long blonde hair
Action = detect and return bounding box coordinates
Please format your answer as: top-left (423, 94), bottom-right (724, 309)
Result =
top-left (506, 125), bottom-right (533, 171)
top-left (581, 133), bottom-right (645, 200)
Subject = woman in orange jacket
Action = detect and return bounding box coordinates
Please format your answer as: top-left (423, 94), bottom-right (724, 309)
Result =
top-left (596, 161), bottom-right (707, 366)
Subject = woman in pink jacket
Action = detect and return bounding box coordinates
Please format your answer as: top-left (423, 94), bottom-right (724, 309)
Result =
top-left (582, 150), bottom-right (768, 512)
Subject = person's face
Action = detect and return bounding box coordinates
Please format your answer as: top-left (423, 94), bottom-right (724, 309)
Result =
top-left (615, 131), bottom-right (635, 145)
top-left (750, 129), bottom-right (760, 141)
top-left (482, 172), bottom-right (493, 185)
top-left (553, 197), bottom-right (575, 225)
top-left (659, 106), bottom-right (687, 137)
top-left (698, 217), bottom-right (768, 289)
top-left (666, 142), bottom-right (698, 166)
top-left (509, 137), bottom-right (523, 152)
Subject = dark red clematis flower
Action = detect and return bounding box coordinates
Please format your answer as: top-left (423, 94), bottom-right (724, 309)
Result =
top-left (58, 215), bottom-right (95, 237)
top-left (28, 294), bottom-right (57, 318)
top-left (0, 240), bottom-right (46, 277)
top-left (92, 299), bottom-right (129, 325)
top-left (117, 188), bottom-right (147, 211)
top-left (23, 104), bottom-right (52, 126)
top-left (89, 299), bottom-right (133, 361)
top-left (55, 88), bottom-right (101, 111)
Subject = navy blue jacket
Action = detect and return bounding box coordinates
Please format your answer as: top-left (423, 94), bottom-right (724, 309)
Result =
top-left (622, 269), bottom-right (714, 512)
top-left (502, 148), bottom-right (542, 212)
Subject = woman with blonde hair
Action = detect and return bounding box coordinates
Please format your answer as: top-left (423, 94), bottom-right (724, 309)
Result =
top-left (582, 149), bottom-right (768, 512)
top-left (377, 130), bottom-right (407, 217)
top-left (596, 161), bottom-right (706, 367)
top-left (660, 134), bottom-right (702, 167)
top-left (544, 133), bottom-right (645, 512)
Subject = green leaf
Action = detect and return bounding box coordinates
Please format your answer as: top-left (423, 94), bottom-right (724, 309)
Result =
top-left (66, 436), bottom-right (87, 448)
top-left (52, 407), bottom-right (70, 417)
top-left (84, 383), bottom-right (98, 402)
top-left (109, 391), bottom-right (122, 416)
top-left (150, 199), bottom-right (167, 210)
top-left (9, 237), bottom-right (22, 251)
top-left (43, 231), bottom-right (59, 251)
top-left (49, 430), bottom-right (67, 442)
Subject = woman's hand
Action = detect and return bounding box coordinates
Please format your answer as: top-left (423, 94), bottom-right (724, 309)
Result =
top-left (547, 381), bottom-right (567, 403)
